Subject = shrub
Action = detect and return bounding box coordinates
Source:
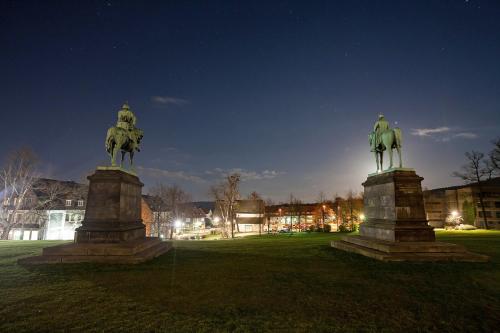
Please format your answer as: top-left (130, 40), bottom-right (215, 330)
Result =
top-left (323, 224), bottom-right (331, 233)
top-left (338, 224), bottom-right (350, 232)
top-left (458, 224), bottom-right (476, 230)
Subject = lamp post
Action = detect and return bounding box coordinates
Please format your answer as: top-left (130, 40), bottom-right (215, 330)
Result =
top-left (322, 204), bottom-right (326, 231)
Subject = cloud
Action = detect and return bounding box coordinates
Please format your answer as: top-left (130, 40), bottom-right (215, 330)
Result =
top-left (411, 127), bottom-right (450, 137)
top-left (208, 168), bottom-right (284, 181)
top-left (137, 166), bottom-right (205, 183)
top-left (411, 127), bottom-right (478, 142)
top-left (453, 132), bottom-right (478, 139)
top-left (151, 96), bottom-right (190, 107)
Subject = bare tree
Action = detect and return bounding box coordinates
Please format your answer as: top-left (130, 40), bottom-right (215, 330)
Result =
top-left (34, 179), bottom-right (87, 237)
top-left (317, 191), bottom-right (327, 204)
top-left (264, 198), bottom-right (275, 233)
top-left (148, 184), bottom-right (170, 238)
top-left (247, 191), bottom-right (260, 200)
top-left (210, 173), bottom-right (240, 238)
top-left (489, 137), bottom-right (500, 173)
top-left (149, 183), bottom-right (191, 239)
top-left (287, 193), bottom-right (302, 232)
top-left (247, 191), bottom-right (264, 235)
top-left (484, 159), bottom-right (496, 180)
top-left (335, 190), bottom-right (363, 231)
top-left (453, 151), bottom-right (489, 229)
top-left (346, 190), bottom-right (355, 231)
top-left (316, 191), bottom-right (328, 230)
top-left (165, 185), bottom-right (192, 239)
top-left (0, 148), bottom-right (40, 239)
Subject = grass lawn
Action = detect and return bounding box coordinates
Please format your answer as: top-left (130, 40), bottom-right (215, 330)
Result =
top-left (1, 231), bottom-right (499, 332)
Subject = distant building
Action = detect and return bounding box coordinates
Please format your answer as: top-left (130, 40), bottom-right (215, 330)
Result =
top-left (2, 178), bottom-right (159, 240)
top-left (1, 178), bottom-right (87, 240)
top-left (423, 177), bottom-right (500, 229)
top-left (264, 198), bottom-right (364, 232)
top-left (265, 202), bottom-right (345, 232)
top-left (235, 199), bottom-right (265, 233)
top-left (265, 203), bottom-right (316, 232)
top-left (139, 197), bottom-right (214, 238)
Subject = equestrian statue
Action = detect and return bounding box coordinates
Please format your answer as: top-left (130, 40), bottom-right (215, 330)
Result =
top-left (369, 114), bottom-right (403, 172)
top-left (105, 102), bottom-right (143, 169)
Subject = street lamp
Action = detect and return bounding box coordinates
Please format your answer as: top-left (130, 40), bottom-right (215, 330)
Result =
top-left (321, 204), bottom-right (326, 231)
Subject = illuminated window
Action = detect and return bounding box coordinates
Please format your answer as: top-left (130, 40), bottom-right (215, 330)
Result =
top-left (65, 200), bottom-right (72, 206)
top-left (78, 200), bottom-right (84, 207)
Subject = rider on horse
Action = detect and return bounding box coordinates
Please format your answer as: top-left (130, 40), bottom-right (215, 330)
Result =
top-left (369, 114), bottom-right (403, 171)
top-left (106, 102), bottom-right (143, 168)
top-left (117, 102), bottom-right (137, 132)
top-left (371, 114), bottom-right (390, 152)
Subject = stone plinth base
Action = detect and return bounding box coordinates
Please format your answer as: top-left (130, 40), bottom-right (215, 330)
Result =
top-left (75, 168), bottom-right (146, 243)
top-left (331, 236), bottom-right (489, 262)
top-left (359, 221), bottom-right (435, 242)
top-left (332, 169), bottom-right (489, 262)
top-left (18, 238), bottom-right (172, 265)
top-left (361, 169), bottom-right (436, 242)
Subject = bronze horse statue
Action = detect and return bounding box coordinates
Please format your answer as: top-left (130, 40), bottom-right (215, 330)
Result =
top-left (369, 128), bottom-right (403, 172)
top-left (105, 127), bottom-right (143, 169)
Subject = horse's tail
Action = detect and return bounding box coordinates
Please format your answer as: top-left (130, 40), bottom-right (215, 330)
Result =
top-left (105, 127), bottom-right (115, 153)
top-left (393, 127), bottom-right (402, 148)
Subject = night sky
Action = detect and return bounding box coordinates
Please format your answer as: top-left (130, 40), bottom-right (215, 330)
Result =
top-left (1, 0), bottom-right (500, 201)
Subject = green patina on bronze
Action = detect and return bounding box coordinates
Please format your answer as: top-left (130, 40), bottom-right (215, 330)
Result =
top-left (369, 114), bottom-right (403, 172)
top-left (105, 102), bottom-right (143, 170)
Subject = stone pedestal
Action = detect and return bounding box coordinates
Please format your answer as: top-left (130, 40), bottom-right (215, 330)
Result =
top-left (359, 169), bottom-right (435, 242)
top-left (75, 168), bottom-right (146, 243)
top-left (331, 169), bottom-right (488, 262)
top-left (19, 168), bottom-right (171, 265)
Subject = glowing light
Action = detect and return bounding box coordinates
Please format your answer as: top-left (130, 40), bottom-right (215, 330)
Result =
top-left (451, 210), bottom-right (458, 218)
top-left (360, 213), bottom-right (365, 221)
top-left (175, 219), bottom-right (182, 228)
top-left (214, 217), bottom-right (220, 223)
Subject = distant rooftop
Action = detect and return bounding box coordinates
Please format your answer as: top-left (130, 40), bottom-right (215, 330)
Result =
top-left (425, 177), bottom-right (500, 192)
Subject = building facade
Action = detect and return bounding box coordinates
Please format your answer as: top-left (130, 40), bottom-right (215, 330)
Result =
top-left (235, 199), bottom-right (265, 233)
top-left (2, 178), bottom-right (88, 240)
top-left (423, 177), bottom-right (500, 229)
top-left (2, 178), bottom-right (159, 240)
